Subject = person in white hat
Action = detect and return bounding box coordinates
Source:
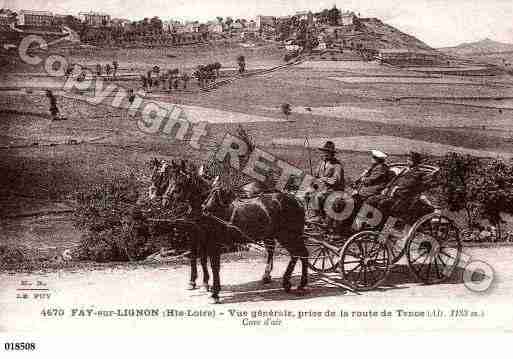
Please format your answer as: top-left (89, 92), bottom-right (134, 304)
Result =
top-left (354, 150), bottom-right (391, 201)
top-left (365, 151), bottom-right (428, 218)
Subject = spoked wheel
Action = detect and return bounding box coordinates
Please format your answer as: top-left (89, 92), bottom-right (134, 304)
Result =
top-left (406, 213), bottom-right (462, 284)
top-left (382, 217), bottom-right (410, 264)
top-left (304, 221), bottom-right (343, 273)
top-left (339, 231), bottom-right (391, 291)
top-left (387, 233), bottom-right (407, 265)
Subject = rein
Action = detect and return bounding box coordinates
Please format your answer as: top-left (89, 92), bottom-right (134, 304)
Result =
top-left (203, 211), bottom-right (254, 243)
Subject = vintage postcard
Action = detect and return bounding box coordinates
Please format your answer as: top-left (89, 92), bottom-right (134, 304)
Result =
top-left (1, 0), bottom-right (513, 350)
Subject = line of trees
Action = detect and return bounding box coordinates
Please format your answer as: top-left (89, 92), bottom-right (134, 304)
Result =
top-left (192, 62), bottom-right (222, 88)
top-left (436, 152), bottom-right (513, 240)
top-left (140, 66), bottom-right (191, 91)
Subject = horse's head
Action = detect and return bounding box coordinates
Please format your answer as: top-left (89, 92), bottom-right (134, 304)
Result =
top-left (201, 185), bottom-right (235, 217)
top-left (163, 159), bottom-right (189, 204)
top-left (148, 158), bottom-right (171, 201)
top-left (164, 159), bottom-right (211, 209)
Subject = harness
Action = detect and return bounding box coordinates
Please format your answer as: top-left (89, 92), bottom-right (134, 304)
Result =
top-left (203, 211), bottom-right (255, 243)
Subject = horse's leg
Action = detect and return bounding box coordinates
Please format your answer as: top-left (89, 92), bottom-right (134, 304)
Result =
top-left (200, 244), bottom-right (210, 291)
top-left (189, 243), bottom-right (198, 290)
top-left (282, 256), bottom-right (298, 293)
top-left (210, 251), bottom-right (221, 304)
top-left (262, 239), bottom-right (275, 284)
top-left (298, 257), bottom-right (309, 291)
top-left (297, 243), bottom-right (309, 291)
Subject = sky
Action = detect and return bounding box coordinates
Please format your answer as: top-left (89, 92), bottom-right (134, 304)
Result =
top-left (2, 0), bottom-right (513, 47)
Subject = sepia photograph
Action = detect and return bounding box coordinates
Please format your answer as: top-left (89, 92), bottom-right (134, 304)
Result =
top-left (1, 0), bottom-right (513, 349)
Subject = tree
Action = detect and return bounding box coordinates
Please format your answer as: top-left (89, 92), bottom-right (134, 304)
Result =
top-left (193, 66), bottom-right (206, 88)
top-left (468, 159), bottom-right (513, 240)
top-left (225, 17), bottom-right (234, 28)
top-left (319, 9), bottom-right (330, 24)
top-left (63, 15), bottom-right (87, 38)
top-left (216, 17), bottom-right (223, 24)
top-left (437, 153), bottom-right (513, 240)
top-left (213, 62), bottom-right (221, 78)
top-left (437, 152), bottom-right (481, 229)
top-left (328, 5), bottom-right (341, 26)
top-left (237, 55), bottom-right (245, 74)
top-left (150, 16), bottom-right (163, 34)
top-left (281, 103), bottom-right (292, 121)
top-left (181, 72), bottom-right (190, 89)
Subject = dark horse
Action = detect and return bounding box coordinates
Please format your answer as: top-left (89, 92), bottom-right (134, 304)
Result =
top-left (165, 159), bottom-right (309, 303)
top-left (148, 158), bottom-right (211, 291)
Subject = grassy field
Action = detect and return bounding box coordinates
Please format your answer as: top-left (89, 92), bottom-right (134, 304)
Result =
top-left (2, 44), bottom-right (513, 252)
top-left (55, 42), bottom-right (283, 73)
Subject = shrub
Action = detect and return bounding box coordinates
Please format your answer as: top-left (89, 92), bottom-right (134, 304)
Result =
top-left (71, 172), bottom-right (198, 262)
top-left (71, 174), bottom-right (154, 262)
top-left (436, 153), bottom-right (513, 240)
top-left (0, 245), bottom-right (27, 267)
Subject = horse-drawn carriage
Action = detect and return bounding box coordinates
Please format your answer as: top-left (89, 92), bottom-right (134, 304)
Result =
top-left (148, 158), bottom-right (462, 302)
top-left (300, 162), bottom-right (462, 291)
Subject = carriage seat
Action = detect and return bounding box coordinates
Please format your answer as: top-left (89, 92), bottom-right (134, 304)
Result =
top-left (384, 162), bottom-right (440, 195)
top-left (361, 163), bottom-right (440, 224)
top-left (374, 163), bottom-right (440, 223)
top-left (388, 194), bottom-right (438, 224)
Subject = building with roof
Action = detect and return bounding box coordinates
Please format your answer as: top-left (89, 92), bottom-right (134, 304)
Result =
top-left (17, 10), bottom-right (54, 26)
top-left (246, 20), bottom-right (258, 32)
top-left (376, 48), bottom-right (440, 65)
top-left (163, 20), bottom-right (185, 33)
top-left (184, 21), bottom-right (200, 33)
top-left (207, 20), bottom-right (223, 33)
top-left (0, 12), bottom-right (14, 25)
top-left (78, 11), bottom-right (111, 27)
top-left (256, 15), bottom-right (275, 30)
top-left (295, 10), bottom-right (313, 24)
top-left (0, 9), bottom-right (16, 25)
top-left (230, 21), bottom-right (243, 32)
top-left (111, 18), bottom-right (131, 29)
top-left (340, 11), bottom-right (358, 26)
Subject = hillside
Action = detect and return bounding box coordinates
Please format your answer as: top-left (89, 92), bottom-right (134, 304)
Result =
top-left (311, 17), bottom-right (446, 65)
top-left (358, 18), bottom-right (435, 52)
top-left (440, 38), bottom-right (513, 56)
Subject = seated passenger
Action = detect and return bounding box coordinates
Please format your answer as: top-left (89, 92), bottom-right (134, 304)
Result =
top-left (353, 150), bottom-right (391, 201)
top-left (366, 151), bottom-right (426, 218)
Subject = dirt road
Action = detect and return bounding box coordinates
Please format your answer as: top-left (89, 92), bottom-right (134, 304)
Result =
top-left (1, 246), bottom-right (512, 333)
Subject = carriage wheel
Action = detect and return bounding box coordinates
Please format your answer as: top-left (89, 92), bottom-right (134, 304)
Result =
top-left (387, 232), bottom-right (407, 265)
top-left (304, 222), bottom-right (342, 273)
top-left (306, 239), bottom-right (341, 273)
top-left (339, 231), bottom-right (390, 291)
top-left (406, 213), bottom-right (462, 284)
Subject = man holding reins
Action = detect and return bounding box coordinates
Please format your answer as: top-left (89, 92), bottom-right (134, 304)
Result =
top-left (308, 141), bottom-right (345, 222)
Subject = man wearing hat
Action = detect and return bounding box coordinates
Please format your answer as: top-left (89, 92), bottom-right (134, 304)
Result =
top-left (366, 151), bottom-right (426, 216)
top-left (309, 141), bottom-right (345, 222)
top-left (354, 150), bottom-right (391, 201)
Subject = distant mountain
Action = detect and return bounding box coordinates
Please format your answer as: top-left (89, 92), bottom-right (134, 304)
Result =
top-left (440, 38), bottom-right (513, 55)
